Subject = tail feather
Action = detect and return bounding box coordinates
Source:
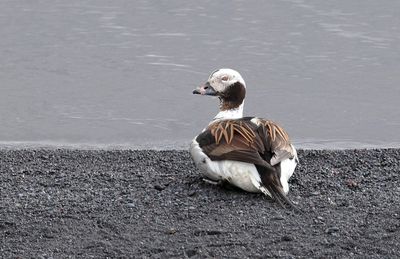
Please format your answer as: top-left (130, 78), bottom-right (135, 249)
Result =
top-left (270, 184), bottom-right (301, 212)
top-left (256, 164), bottom-right (301, 212)
top-left (260, 182), bottom-right (299, 211)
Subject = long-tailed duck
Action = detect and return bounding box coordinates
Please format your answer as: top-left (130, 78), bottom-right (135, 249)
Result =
top-left (190, 68), bottom-right (298, 207)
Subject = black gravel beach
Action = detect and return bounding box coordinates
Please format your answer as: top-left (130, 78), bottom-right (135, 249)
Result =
top-left (1, 149), bottom-right (399, 258)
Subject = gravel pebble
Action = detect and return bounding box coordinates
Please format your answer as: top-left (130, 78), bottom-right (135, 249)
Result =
top-left (1, 148), bottom-right (399, 258)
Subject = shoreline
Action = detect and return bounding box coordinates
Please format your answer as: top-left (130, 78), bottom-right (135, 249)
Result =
top-left (1, 140), bottom-right (400, 151)
top-left (1, 149), bottom-right (399, 258)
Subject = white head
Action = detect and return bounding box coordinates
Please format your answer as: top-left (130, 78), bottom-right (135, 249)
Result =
top-left (193, 68), bottom-right (246, 111)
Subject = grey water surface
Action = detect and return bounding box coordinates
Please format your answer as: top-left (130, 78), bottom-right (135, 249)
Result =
top-left (1, 0), bottom-right (399, 149)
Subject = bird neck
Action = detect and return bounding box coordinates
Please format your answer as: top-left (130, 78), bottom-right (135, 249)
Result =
top-left (212, 102), bottom-right (244, 123)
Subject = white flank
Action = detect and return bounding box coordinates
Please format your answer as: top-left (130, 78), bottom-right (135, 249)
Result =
top-left (190, 138), bottom-right (265, 194)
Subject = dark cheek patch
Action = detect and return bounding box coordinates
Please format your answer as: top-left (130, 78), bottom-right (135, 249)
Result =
top-left (220, 82), bottom-right (246, 110)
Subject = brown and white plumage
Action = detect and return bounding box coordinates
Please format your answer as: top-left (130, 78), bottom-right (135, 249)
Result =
top-left (190, 68), bottom-right (298, 207)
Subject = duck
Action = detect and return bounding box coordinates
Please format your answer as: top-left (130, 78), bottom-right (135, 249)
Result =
top-left (190, 68), bottom-right (298, 207)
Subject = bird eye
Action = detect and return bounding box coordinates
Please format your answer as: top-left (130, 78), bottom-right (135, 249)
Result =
top-left (221, 76), bottom-right (229, 81)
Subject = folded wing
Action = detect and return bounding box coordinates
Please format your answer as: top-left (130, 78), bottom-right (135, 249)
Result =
top-left (196, 118), bottom-right (295, 167)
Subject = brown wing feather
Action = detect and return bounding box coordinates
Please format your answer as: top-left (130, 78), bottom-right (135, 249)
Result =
top-left (257, 119), bottom-right (295, 165)
top-left (208, 120), bottom-right (256, 145)
top-left (199, 119), bottom-right (294, 165)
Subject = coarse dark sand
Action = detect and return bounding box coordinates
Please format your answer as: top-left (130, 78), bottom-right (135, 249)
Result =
top-left (1, 149), bottom-right (399, 258)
